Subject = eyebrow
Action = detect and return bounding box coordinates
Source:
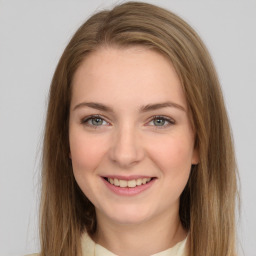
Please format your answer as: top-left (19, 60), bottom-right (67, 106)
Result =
top-left (73, 101), bottom-right (186, 112)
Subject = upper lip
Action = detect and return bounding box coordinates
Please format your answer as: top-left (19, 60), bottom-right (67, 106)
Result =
top-left (102, 175), bottom-right (155, 180)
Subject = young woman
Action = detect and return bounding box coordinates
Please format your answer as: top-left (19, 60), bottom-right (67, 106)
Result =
top-left (33, 2), bottom-right (239, 256)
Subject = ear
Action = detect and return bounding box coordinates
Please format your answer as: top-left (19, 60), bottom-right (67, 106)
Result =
top-left (192, 147), bottom-right (199, 165)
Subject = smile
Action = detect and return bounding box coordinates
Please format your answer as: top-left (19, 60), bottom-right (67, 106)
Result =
top-left (106, 177), bottom-right (153, 188)
top-left (102, 176), bottom-right (156, 196)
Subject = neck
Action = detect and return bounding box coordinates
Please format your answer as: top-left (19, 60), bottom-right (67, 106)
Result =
top-left (93, 209), bottom-right (187, 256)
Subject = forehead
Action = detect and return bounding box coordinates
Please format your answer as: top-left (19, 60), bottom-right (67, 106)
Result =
top-left (71, 46), bottom-right (187, 111)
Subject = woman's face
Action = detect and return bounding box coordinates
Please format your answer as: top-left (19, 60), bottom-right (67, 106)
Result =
top-left (69, 46), bottom-right (198, 226)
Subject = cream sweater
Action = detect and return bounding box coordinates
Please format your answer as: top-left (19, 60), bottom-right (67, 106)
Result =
top-left (27, 232), bottom-right (188, 256)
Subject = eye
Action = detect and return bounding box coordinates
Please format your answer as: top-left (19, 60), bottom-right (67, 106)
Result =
top-left (81, 115), bottom-right (109, 128)
top-left (148, 116), bottom-right (175, 128)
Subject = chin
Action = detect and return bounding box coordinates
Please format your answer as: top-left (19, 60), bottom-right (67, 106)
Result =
top-left (103, 205), bottom-right (154, 225)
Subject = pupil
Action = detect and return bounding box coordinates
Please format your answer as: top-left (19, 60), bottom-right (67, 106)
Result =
top-left (92, 118), bottom-right (102, 126)
top-left (154, 119), bottom-right (164, 126)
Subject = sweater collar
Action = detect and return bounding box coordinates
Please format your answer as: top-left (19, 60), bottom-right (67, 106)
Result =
top-left (81, 232), bottom-right (188, 256)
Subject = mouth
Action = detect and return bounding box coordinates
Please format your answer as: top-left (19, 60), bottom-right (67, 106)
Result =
top-left (103, 177), bottom-right (156, 188)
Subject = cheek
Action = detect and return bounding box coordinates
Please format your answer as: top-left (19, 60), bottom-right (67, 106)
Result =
top-left (69, 131), bottom-right (107, 173)
top-left (148, 135), bottom-right (194, 201)
top-left (69, 131), bottom-right (109, 203)
top-left (147, 135), bottom-right (194, 175)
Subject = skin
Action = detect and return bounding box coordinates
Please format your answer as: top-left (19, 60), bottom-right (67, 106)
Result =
top-left (69, 46), bottom-right (198, 256)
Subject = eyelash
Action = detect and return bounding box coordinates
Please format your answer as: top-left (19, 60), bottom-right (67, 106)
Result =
top-left (81, 114), bottom-right (175, 129)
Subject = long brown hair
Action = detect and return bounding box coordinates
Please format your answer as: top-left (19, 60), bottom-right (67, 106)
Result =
top-left (40, 2), bottom-right (239, 255)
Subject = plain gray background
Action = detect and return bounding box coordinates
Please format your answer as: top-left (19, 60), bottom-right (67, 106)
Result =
top-left (0, 0), bottom-right (255, 255)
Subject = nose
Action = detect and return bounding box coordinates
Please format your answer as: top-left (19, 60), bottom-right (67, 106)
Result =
top-left (109, 125), bottom-right (145, 169)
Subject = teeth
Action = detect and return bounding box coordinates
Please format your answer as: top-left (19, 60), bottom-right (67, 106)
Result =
top-left (119, 180), bottom-right (127, 187)
top-left (107, 177), bottom-right (152, 187)
top-left (114, 178), bottom-right (119, 186)
top-left (136, 179), bottom-right (142, 186)
top-left (127, 180), bottom-right (136, 188)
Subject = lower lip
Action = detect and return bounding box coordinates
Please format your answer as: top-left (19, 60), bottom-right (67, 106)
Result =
top-left (102, 178), bottom-right (156, 196)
